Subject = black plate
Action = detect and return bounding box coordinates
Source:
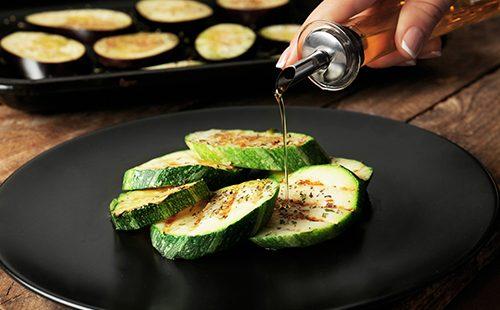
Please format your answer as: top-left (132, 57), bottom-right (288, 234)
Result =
top-left (0, 0), bottom-right (320, 112)
top-left (0, 107), bottom-right (497, 309)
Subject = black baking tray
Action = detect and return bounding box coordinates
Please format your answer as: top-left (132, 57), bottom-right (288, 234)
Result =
top-left (0, 0), bottom-right (320, 112)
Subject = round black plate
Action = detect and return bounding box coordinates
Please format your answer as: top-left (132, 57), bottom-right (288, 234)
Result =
top-left (0, 107), bottom-right (497, 309)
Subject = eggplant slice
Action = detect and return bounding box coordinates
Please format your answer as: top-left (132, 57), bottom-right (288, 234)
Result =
top-left (143, 60), bottom-right (204, 70)
top-left (25, 9), bottom-right (133, 43)
top-left (195, 24), bottom-right (256, 62)
top-left (259, 24), bottom-right (300, 43)
top-left (216, 0), bottom-right (290, 25)
top-left (0, 31), bottom-right (88, 79)
top-left (136, 0), bottom-right (213, 24)
top-left (93, 32), bottom-right (180, 69)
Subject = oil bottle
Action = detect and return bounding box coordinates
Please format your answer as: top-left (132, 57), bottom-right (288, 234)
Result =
top-left (277, 0), bottom-right (499, 90)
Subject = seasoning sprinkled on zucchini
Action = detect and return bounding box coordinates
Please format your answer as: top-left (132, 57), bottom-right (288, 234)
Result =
top-left (185, 129), bottom-right (329, 171)
top-left (251, 165), bottom-right (361, 249)
top-left (151, 179), bottom-right (279, 259)
top-left (136, 0), bottom-right (213, 24)
top-left (122, 150), bottom-right (246, 191)
top-left (110, 180), bottom-right (211, 230)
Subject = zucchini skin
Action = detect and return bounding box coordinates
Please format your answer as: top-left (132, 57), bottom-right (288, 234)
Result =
top-left (151, 181), bottom-right (279, 259)
top-left (185, 133), bottom-right (329, 171)
top-left (122, 164), bottom-right (245, 191)
top-left (110, 181), bottom-right (211, 231)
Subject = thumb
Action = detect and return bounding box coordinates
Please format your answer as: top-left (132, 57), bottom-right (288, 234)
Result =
top-left (396, 0), bottom-right (450, 59)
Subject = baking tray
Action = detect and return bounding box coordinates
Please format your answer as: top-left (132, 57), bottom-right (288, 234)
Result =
top-left (0, 0), bottom-right (320, 112)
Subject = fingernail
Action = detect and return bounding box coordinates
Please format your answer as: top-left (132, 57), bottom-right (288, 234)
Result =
top-left (398, 60), bottom-right (416, 66)
top-left (276, 46), bottom-right (290, 69)
top-left (402, 27), bottom-right (425, 59)
top-left (419, 50), bottom-right (442, 59)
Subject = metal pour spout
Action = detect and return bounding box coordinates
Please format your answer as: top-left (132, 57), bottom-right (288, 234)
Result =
top-left (276, 50), bottom-right (332, 92)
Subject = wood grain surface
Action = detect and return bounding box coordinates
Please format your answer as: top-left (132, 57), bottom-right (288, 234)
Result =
top-left (0, 18), bottom-right (499, 310)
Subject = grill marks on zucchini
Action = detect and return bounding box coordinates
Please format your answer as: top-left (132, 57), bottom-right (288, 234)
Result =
top-left (185, 129), bottom-right (329, 171)
top-left (110, 180), bottom-right (211, 230)
top-left (251, 165), bottom-right (361, 249)
top-left (151, 179), bottom-right (279, 259)
top-left (122, 150), bottom-right (245, 191)
top-left (195, 24), bottom-right (256, 61)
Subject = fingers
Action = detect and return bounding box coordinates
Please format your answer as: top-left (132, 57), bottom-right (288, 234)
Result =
top-left (276, 0), bottom-right (379, 68)
top-left (396, 0), bottom-right (450, 59)
top-left (368, 37), bottom-right (441, 68)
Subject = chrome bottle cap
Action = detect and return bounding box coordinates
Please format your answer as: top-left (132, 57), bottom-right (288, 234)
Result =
top-left (277, 21), bottom-right (364, 91)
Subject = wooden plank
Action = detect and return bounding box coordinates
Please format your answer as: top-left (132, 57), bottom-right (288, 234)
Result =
top-left (396, 68), bottom-right (500, 309)
top-left (328, 18), bottom-right (500, 121)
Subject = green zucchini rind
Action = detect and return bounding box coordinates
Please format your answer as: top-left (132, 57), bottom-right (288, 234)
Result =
top-left (251, 165), bottom-right (361, 249)
top-left (122, 150), bottom-right (245, 191)
top-left (151, 179), bottom-right (279, 259)
top-left (185, 129), bottom-right (329, 171)
top-left (110, 180), bottom-right (211, 230)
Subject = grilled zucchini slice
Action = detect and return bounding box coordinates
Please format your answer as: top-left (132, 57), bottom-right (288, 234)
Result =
top-left (151, 179), bottom-right (279, 259)
top-left (195, 24), bottom-right (256, 61)
top-left (185, 129), bottom-right (329, 171)
top-left (270, 157), bottom-right (373, 183)
top-left (122, 150), bottom-right (245, 191)
top-left (251, 165), bottom-right (361, 249)
top-left (110, 180), bottom-right (211, 230)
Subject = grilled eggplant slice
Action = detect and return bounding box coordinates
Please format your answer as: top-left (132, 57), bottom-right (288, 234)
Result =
top-left (136, 0), bottom-right (213, 33)
top-left (25, 9), bottom-right (133, 43)
top-left (251, 165), bottom-right (361, 249)
top-left (93, 32), bottom-right (180, 69)
top-left (195, 24), bottom-right (256, 62)
top-left (259, 24), bottom-right (300, 50)
top-left (185, 129), bottom-right (329, 171)
top-left (151, 179), bottom-right (279, 259)
top-left (110, 180), bottom-right (211, 230)
top-left (0, 31), bottom-right (88, 79)
top-left (216, 0), bottom-right (290, 25)
top-left (143, 60), bottom-right (203, 70)
top-left (122, 149), bottom-right (246, 191)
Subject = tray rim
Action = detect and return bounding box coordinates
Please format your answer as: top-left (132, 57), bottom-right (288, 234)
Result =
top-left (0, 106), bottom-right (497, 310)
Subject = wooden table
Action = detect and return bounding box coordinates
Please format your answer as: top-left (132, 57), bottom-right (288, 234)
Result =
top-left (0, 18), bottom-right (499, 309)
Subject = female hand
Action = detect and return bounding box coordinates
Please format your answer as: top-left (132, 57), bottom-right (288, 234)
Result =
top-left (276, 0), bottom-right (449, 69)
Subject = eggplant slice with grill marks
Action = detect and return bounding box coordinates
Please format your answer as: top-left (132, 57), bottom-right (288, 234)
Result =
top-left (216, 0), bottom-right (290, 25)
top-left (93, 32), bottom-right (180, 69)
top-left (136, 0), bottom-right (213, 33)
top-left (195, 24), bottom-right (256, 62)
top-left (25, 9), bottom-right (133, 43)
top-left (0, 31), bottom-right (89, 79)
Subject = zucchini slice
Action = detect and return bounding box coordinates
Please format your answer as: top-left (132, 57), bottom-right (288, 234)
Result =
top-left (0, 31), bottom-right (88, 79)
top-left (217, 0), bottom-right (289, 10)
top-left (331, 157), bottom-right (373, 183)
top-left (195, 24), bottom-right (256, 62)
top-left (143, 60), bottom-right (203, 70)
top-left (25, 9), bottom-right (133, 43)
top-left (216, 0), bottom-right (290, 25)
top-left (185, 129), bottom-right (329, 171)
top-left (136, 0), bottom-right (213, 24)
top-left (251, 165), bottom-right (361, 249)
top-left (110, 180), bottom-right (211, 230)
top-left (93, 32), bottom-right (179, 69)
top-left (151, 179), bottom-right (279, 259)
top-left (269, 157), bottom-right (373, 183)
top-left (122, 150), bottom-right (245, 191)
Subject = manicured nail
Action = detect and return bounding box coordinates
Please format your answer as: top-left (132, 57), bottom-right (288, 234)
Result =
top-left (419, 50), bottom-right (442, 59)
top-left (398, 60), bottom-right (416, 66)
top-left (276, 46), bottom-right (290, 68)
top-left (402, 27), bottom-right (424, 59)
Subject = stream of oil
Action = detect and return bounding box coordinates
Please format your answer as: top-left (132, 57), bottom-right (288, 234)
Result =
top-left (274, 88), bottom-right (289, 205)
